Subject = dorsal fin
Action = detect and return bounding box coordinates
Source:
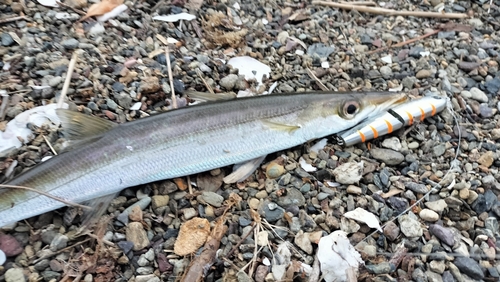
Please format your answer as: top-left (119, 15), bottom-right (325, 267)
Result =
top-left (56, 109), bottom-right (117, 140)
top-left (185, 90), bottom-right (236, 102)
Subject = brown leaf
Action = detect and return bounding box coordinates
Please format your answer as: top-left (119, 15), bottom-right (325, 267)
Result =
top-left (80, 0), bottom-right (124, 21)
top-left (174, 217), bottom-right (210, 256)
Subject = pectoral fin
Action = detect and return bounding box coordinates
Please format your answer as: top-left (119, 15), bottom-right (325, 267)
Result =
top-left (56, 109), bottom-right (117, 140)
top-left (262, 120), bottom-right (301, 133)
top-left (224, 155), bottom-right (267, 184)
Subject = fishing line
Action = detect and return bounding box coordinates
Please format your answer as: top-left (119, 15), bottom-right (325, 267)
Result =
top-left (359, 95), bottom-right (461, 245)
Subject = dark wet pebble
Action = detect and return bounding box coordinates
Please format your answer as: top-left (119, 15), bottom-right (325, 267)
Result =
top-left (488, 267), bottom-right (500, 278)
top-left (163, 228), bottom-right (179, 240)
top-left (370, 148), bottom-right (404, 165)
top-left (405, 182), bottom-right (428, 194)
top-left (453, 257), bottom-right (484, 280)
top-left (276, 188), bottom-right (305, 208)
top-left (365, 262), bottom-right (395, 274)
top-left (261, 202), bottom-right (285, 222)
top-left (239, 217), bottom-right (252, 227)
top-left (429, 224), bottom-right (455, 246)
top-left (117, 240), bottom-right (135, 256)
top-left (409, 46), bottom-right (425, 58)
top-left (387, 197), bottom-right (408, 214)
top-left (173, 79), bottom-right (185, 94)
top-left (41, 270), bottom-right (61, 281)
top-left (458, 61), bottom-right (480, 71)
top-left (1, 32), bottom-right (14, 46)
top-left (471, 192), bottom-right (496, 214)
top-left (112, 82), bottom-right (125, 92)
top-left (61, 38), bottom-right (79, 49)
top-left (485, 77), bottom-right (500, 94)
top-left (442, 271), bottom-right (454, 282)
top-left (307, 43), bottom-right (335, 59)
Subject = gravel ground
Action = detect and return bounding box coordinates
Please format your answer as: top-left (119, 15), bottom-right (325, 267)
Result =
top-left (1, 0), bottom-right (500, 281)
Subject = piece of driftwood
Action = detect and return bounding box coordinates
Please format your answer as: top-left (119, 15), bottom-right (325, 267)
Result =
top-left (312, 1), bottom-right (469, 19)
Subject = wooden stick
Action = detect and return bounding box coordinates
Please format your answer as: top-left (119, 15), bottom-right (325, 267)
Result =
top-left (312, 1), bottom-right (469, 19)
top-left (181, 217), bottom-right (228, 281)
top-left (367, 29), bottom-right (440, 54)
top-left (339, 1), bottom-right (377, 6)
top-left (42, 135), bottom-right (58, 155)
top-left (306, 68), bottom-right (329, 91)
top-left (58, 51), bottom-right (78, 109)
top-left (196, 68), bottom-right (214, 94)
top-left (165, 48), bottom-right (177, 109)
top-left (0, 16), bottom-right (26, 24)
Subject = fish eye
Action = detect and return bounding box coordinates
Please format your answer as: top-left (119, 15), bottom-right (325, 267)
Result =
top-left (342, 101), bottom-right (360, 118)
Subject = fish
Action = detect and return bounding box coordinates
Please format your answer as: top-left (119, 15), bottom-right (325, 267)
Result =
top-left (337, 96), bottom-right (447, 147)
top-left (0, 91), bottom-right (406, 227)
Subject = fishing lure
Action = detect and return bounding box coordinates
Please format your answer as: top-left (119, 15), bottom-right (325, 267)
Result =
top-left (336, 96), bottom-right (448, 147)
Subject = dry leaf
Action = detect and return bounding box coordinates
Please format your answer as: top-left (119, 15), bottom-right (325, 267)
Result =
top-left (80, 0), bottom-right (124, 21)
top-left (173, 217), bottom-right (210, 256)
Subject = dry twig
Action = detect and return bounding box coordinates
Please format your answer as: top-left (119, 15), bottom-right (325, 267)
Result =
top-left (0, 16), bottom-right (27, 24)
top-left (58, 51), bottom-right (79, 108)
top-left (306, 68), bottom-right (329, 91)
top-left (196, 68), bottom-right (214, 94)
top-left (312, 1), bottom-right (469, 19)
top-left (0, 184), bottom-right (91, 210)
top-left (0, 91), bottom-right (8, 120)
top-left (339, 1), bottom-right (377, 6)
top-left (181, 216), bottom-right (228, 282)
top-left (367, 29), bottom-right (440, 54)
top-left (165, 48), bottom-right (178, 109)
top-left (43, 135), bottom-right (58, 156)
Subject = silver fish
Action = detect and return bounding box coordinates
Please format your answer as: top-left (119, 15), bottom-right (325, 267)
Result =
top-left (0, 91), bottom-right (406, 227)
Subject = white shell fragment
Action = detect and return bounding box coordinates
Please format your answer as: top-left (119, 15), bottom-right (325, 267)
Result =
top-left (228, 56), bottom-right (271, 85)
top-left (37, 0), bottom-right (59, 7)
top-left (309, 138), bottom-right (327, 153)
top-left (420, 51), bottom-right (430, 57)
top-left (299, 157), bottom-right (317, 172)
top-left (0, 249), bottom-right (5, 266)
top-left (381, 55), bottom-right (392, 64)
top-left (0, 104), bottom-right (67, 153)
top-left (130, 102), bottom-right (142, 111)
top-left (344, 207), bottom-right (382, 232)
top-left (153, 13), bottom-right (196, 22)
top-left (332, 161), bottom-right (363, 184)
top-left (97, 4), bottom-right (128, 22)
top-left (318, 231), bottom-right (363, 282)
top-left (55, 12), bottom-right (72, 19)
